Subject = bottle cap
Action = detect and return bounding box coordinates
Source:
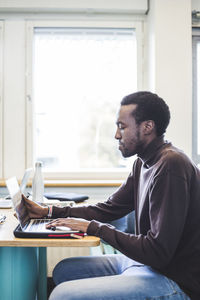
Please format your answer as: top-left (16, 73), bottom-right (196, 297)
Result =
top-left (35, 161), bottom-right (43, 167)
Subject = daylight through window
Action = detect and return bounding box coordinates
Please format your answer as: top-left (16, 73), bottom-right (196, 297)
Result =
top-left (33, 27), bottom-right (137, 172)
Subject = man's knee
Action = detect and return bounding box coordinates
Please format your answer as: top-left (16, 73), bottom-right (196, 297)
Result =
top-left (53, 256), bottom-right (87, 284)
top-left (53, 255), bottom-right (120, 285)
top-left (49, 282), bottom-right (70, 300)
top-left (49, 280), bottom-right (97, 300)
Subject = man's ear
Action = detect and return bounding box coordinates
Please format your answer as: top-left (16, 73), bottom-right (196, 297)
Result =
top-left (143, 120), bottom-right (155, 135)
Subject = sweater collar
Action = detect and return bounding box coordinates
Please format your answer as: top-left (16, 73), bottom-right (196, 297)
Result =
top-left (138, 135), bottom-right (167, 167)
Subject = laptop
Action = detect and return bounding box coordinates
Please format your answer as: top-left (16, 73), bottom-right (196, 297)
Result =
top-left (6, 177), bottom-right (85, 239)
top-left (0, 168), bottom-right (32, 208)
top-left (5, 168), bottom-right (32, 198)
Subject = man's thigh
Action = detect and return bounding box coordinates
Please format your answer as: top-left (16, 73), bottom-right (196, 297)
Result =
top-left (50, 266), bottom-right (190, 300)
top-left (52, 254), bottom-right (141, 285)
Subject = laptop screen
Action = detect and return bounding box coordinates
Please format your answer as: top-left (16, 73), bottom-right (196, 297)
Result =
top-left (6, 177), bottom-right (30, 230)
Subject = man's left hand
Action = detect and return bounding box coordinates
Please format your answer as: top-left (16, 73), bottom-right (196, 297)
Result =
top-left (46, 217), bottom-right (90, 233)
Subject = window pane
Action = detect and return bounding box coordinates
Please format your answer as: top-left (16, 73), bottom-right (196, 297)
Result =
top-left (33, 27), bottom-right (137, 171)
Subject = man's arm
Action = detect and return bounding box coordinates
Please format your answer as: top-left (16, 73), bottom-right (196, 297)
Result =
top-left (23, 170), bottom-right (134, 222)
top-left (86, 171), bottom-right (190, 269)
top-left (51, 171), bottom-right (135, 222)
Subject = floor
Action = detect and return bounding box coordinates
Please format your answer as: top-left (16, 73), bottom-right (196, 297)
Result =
top-left (47, 277), bottom-right (55, 298)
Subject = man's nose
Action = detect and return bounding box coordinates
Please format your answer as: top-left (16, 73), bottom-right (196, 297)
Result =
top-left (115, 128), bottom-right (121, 140)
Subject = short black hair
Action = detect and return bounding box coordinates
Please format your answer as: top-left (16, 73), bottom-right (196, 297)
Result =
top-left (121, 91), bottom-right (170, 136)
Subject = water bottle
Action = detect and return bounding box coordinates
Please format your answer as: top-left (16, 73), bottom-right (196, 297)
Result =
top-left (32, 161), bottom-right (44, 203)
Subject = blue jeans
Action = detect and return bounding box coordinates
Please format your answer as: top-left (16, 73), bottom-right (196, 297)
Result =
top-left (49, 254), bottom-right (190, 300)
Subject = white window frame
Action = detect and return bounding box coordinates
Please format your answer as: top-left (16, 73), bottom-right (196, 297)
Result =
top-left (0, 21), bottom-right (3, 179)
top-left (26, 19), bottom-right (144, 180)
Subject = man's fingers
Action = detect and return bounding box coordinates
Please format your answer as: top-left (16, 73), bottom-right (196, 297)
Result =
top-left (47, 219), bottom-right (60, 225)
top-left (22, 193), bottom-right (48, 218)
top-left (46, 219), bottom-right (59, 227)
top-left (46, 218), bottom-right (90, 233)
top-left (46, 218), bottom-right (73, 228)
top-left (22, 194), bottom-right (34, 207)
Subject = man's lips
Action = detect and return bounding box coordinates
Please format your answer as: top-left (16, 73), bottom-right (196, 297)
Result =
top-left (118, 142), bottom-right (124, 149)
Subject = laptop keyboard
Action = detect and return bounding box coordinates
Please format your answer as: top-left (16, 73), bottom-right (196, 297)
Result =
top-left (29, 219), bottom-right (50, 232)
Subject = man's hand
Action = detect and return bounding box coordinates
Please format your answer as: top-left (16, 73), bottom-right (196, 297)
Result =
top-left (46, 217), bottom-right (90, 233)
top-left (22, 194), bottom-right (48, 218)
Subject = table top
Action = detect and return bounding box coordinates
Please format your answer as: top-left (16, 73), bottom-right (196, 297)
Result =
top-left (0, 208), bottom-right (100, 247)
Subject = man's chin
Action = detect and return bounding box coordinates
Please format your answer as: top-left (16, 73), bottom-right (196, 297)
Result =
top-left (119, 145), bottom-right (136, 158)
top-left (122, 153), bottom-right (132, 158)
top-left (120, 150), bottom-right (132, 158)
top-left (120, 148), bottom-right (136, 158)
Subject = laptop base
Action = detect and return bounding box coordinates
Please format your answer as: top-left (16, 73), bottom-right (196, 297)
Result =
top-left (14, 224), bottom-right (85, 239)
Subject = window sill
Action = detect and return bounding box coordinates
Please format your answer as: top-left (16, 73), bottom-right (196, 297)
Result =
top-left (44, 179), bottom-right (123, 187)
top-left (0, 179), bottom-right (123, 187)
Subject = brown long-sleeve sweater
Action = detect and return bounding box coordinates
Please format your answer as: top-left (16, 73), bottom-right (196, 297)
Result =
top-left (52, 136), bottom-right (200, 299)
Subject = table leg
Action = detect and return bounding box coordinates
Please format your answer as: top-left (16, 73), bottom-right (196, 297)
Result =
top-left (37, 247), bottom-right (47, 300)
top-left (0, 247), bottom-right (38, 300)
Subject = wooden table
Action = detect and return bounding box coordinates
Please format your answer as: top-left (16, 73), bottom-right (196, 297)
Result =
top-left (0, 208), bottom-right (100, 300)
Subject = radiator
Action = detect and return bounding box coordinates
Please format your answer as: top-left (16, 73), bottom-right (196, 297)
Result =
top-left (47, 247), bottom-right (90, 276)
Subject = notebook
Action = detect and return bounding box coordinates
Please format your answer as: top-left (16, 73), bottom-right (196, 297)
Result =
top-left (43, 192), bottom-right (88, 203)
top-left (6, 177), bottom-right (85, 239)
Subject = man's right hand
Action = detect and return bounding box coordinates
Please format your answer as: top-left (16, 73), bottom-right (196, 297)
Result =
top-left (22, 194), bottom-right (48, 219)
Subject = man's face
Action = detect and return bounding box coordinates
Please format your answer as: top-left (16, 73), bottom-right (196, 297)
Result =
top-left (115, 104), bottom-right (145, 158)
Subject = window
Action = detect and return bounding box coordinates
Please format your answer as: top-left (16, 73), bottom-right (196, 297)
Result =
top-left (26, 22), bottom-right (143, 180)
top-left (192, 28), bottom-right (200, 165)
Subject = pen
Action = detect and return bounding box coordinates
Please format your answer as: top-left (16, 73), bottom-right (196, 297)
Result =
top-left (0, 215), bottom-right (6, 224)
top-left (48, 226), bottom-right (85, 238)
top-left (70, 233), bottom-right (84, 239)
top-left (50, 226), bottom-right (56, 231)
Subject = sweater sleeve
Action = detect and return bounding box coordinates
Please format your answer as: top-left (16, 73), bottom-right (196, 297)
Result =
top-left (52, 170), bottom-right (135, 222)
top-left (87, 169), bottom-right (190, 270)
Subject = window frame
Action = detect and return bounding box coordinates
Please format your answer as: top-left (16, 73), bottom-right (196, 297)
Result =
top-left (192, 27), bottom-right (200, 165)
top-left (25, 19), bottom-right (144, 180)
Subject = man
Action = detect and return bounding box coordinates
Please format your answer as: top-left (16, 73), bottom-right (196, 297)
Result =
top-left (24, 91), bottom-right (200, 300)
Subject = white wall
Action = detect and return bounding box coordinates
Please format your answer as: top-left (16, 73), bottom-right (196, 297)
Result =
top-left (0, 22), bottom-right (3, 178)
top-left (146, 0), bottom-right (192, 156)
top-left (192, 0), bottom-right (200, 11)
top-left (3, 20), bottom-right (26, 179)
top-left (0, 0), bottom-right (148, 13)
